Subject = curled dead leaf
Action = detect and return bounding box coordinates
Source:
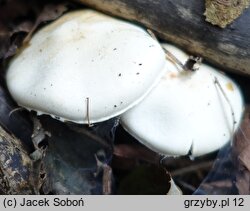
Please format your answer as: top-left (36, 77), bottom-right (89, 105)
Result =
top-left (233, 106), bottom-right (250, 194)
top-left (23, 3), bottom-right (68, 44)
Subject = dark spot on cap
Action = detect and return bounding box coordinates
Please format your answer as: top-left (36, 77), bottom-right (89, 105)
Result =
top-left (139, 63), bottom-right (142, 66)
top-left (113, 48), bottom-right (117, 51)
top-left (136, 72), bottom-right (140, 75)
top-left (118, 73), bottom-right (122, 77)
top-left (114, 105), bottom-right (117, 108)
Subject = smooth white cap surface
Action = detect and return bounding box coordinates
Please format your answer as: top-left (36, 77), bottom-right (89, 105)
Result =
top-left (6, 10), bottom-right (166, 124)
top-left (121, 44), bottom-right (244, 157)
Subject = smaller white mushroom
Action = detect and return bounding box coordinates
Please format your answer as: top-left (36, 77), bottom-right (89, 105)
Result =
top-left (6, 10), bottom-right (166, 124)
top-left (121, 44), bottom-right (244, 157)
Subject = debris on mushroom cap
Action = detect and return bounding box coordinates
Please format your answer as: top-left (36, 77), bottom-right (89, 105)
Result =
top-left (6, 9), bottom-right (166, 124)
top-left (121, 44), bottom-right (244, 157)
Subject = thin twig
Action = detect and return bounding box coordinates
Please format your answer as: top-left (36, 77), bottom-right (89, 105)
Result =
top-left (214, 77), bottom-right (236, 139)
top-left (8, 107), bottom-right (24, 117)
top-left (102, 164), bottom-right (113, 195)
top-left (171, 160), bottom-right (214, 177)
top-left (146, 29), bottom-right (158, 40)
top-left (163, 47), bottom-right (188, 71)
top-left (93, 154), bottom-right (113, 194)
top-left (86, 97), bottom-right (94, 127)
top-left (175, 179), bottom-right (197, 193)
top-left (239, 127), bottom-right (250, 143)
top-left (147, 29), bottom-right (188, 72)
top-left (69, 126), bottom-right (112, 150)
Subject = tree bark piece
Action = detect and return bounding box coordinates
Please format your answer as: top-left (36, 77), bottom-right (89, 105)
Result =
top-left (75, 0), bottom-right (250, 76)
top-left (0, 84), bottom-right (33, 152)
top-left (205, 0), bottom-right (250, 28)
top-left (0, 126), bottom-right (36, 194)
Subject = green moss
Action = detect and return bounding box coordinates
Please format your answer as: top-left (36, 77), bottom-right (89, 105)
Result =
top-left (204, 0), bottom-right (250, 28)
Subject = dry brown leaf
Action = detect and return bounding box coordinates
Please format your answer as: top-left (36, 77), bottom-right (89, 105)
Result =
top-left (0, 1), bottom-right (68, 59)
top-left (0, 23), bottom-right (10, 58)
top-left (233, 106), bottom-right (250, 194)
top-left (23, 3), bottom-right (68, 43)
top-left (0, 0), bottom-right (39, 58)
top-left (236, 171), bottom-right (250, 195)
top-left (233, 107), bottom-right (250, 163)
top-left (0, 125), bottom-right (37, 194)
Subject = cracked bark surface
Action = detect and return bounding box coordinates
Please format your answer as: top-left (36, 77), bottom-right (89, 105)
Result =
top-left (75, 0), bottom-right (250, 76)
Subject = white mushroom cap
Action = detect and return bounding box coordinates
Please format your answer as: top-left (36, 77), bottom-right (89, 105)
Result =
top-left (6, 10), bottom-right (166, 124)
top-left (121, 44), bottom-right (244, 157)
